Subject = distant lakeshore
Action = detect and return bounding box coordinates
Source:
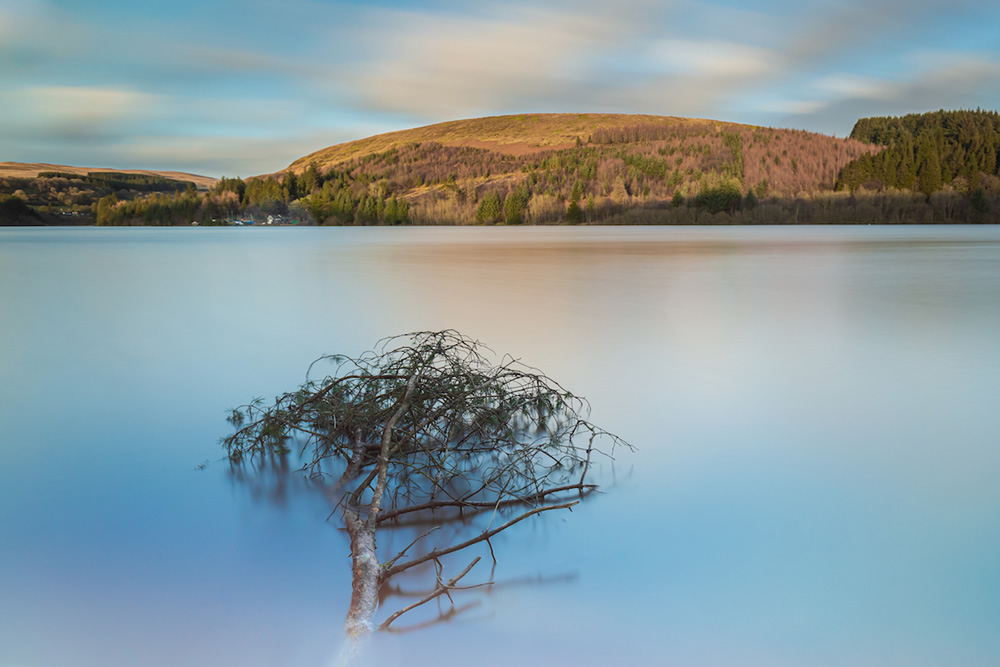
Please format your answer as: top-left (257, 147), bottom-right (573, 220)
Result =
top-left (3, 110), bottom-right (999, 226)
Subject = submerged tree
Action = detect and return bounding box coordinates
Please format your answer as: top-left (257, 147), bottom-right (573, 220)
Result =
top-left (223, 330), bottom-right (630, 639)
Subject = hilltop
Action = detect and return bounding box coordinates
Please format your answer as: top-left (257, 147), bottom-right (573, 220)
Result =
top-left (289, 113), bottom-right (719, 170)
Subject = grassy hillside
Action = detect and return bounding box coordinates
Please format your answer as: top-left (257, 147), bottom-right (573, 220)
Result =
top-left (289, 114), bottom-right (716, 170)
top-left (277, 113), bottom-right (879, 225)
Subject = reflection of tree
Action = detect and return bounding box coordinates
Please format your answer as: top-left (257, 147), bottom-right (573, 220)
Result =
top-left (380, 562), bottom-right (580, 634)
top-left (223, 330), bottom-right (630, 641)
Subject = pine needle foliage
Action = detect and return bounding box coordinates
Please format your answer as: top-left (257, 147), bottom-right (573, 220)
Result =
top-left (223, 330), bottom-right (630, 517)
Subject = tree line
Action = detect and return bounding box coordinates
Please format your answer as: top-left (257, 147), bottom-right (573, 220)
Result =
top-left (837, 109), bottom-right (1000, 196)
top-left (37, 171), bottom-right (196, 192)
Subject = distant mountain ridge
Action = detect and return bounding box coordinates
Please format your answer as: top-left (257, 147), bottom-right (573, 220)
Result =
top-left (0, 162), bottom-right (218, 191)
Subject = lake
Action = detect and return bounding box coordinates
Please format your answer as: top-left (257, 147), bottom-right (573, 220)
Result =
top-left (2, 225), bottom-right (999, 667)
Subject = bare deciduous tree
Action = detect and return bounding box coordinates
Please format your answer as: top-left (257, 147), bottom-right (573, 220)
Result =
top-left (223, 330), bottom-right (630, 639)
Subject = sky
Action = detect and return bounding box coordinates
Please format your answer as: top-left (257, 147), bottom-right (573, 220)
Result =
top-left (1, 0), bottom-right (999, 177)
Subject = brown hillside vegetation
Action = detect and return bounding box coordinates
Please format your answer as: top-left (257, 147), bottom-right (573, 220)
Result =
top-left (289, 114), bottom-right (716, 170)
top-left (279, 113), bottom-right (882, 225)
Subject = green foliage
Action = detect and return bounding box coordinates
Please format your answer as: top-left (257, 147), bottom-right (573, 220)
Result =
top-left (93, 190), bottom-right (202, 226)
top-left (214, 176), bottom-right (247, 202)
top-left (475, 191), bottom-right (503, 223)
top-left (36, 171), bottom-right (82, 180)
top-left (503, 184), bottom-right (530, 225)
top-left (384, 196), bottom-right (410, 225)
top-left (82, 172), bottom-right (195, 192)
top-left (839, 109), bottom-right (1000, 194)
top-left (755, 179), bottom-right (770, 199)
top-left (0, 194), bottom-right (42, 225)
top-left (721, 132), bottom-right (744, 181)
top-left (6, 170), bottom-right (196, 223)
top-left (917, 137), bottom-right (943, 197)
top-left (302, 163), bottom-right (321, 195)
top-left (623, 152), bottom-right (669, 180)
top-left (694, 177), bottom-right (742, 214)
top-left (94, 194), bottom-right (119, 226)
top-left (244, 177), bottom-right (285, 212)
top-left (566, 199), bottom-right (582, 223)
top-left (971, 188), bottom-right (990, 218)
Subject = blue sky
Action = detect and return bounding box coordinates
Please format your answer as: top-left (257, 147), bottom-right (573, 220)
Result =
top-left (2, 0), bottom-right (999, 177)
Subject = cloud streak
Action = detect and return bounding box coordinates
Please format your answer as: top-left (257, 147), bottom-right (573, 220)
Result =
top-left (341, 1), bottom-right (670, 118)
top-left (0, 0), bottom-right (998, 174)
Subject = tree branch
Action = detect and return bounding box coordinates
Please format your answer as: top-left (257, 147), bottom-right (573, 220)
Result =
top-left (378, 556), bottom-right (482, 631)
top-left (382, 500), bottom-right (578, 580)
top-left (365, 370), bottom-right (421, 531)
top-left (377, 483), bottom-right (596, 524)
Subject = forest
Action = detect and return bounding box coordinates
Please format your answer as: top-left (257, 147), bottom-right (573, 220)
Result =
top-left (837, 109), bottom-right (1000, 196)
top-left (0, 170), bottom-right (200, 225)
top-left (2, 110), bottom-right (999, 226)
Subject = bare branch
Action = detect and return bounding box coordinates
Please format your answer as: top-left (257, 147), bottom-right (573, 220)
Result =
top-left (376, 482), bottom-right (596, 524)
top-left (378, 556), bottom-right (483, 631)
top-left (382, 501), bottom-right (578, 580)
top-left (382, 525), bottom-right (441, 571)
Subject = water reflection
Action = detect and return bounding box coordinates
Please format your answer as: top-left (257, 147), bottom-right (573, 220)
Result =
top-left (225, 446), bottom-right (595, 636)
top-left (2, 226), bottom-right (999, 667)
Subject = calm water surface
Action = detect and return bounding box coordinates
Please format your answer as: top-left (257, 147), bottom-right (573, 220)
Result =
top-left (1, 225), bottom-right (999, 666)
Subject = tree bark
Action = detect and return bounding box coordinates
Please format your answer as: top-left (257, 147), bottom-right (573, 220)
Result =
top-left (342, 371), bottom-right (420, 639)
top-left (343, 513), bottom-right (380, 638)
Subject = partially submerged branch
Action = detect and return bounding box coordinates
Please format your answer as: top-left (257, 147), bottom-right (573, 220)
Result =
top-left (381, 500), bottom-right (579, 580)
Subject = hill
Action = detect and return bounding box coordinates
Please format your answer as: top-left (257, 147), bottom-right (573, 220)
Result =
top-left (0, 163), bottom-right (218, 225)
top-left (0, 162), bottom-right (218, 191)
top-left (272, 113), bottom-right (879, 224)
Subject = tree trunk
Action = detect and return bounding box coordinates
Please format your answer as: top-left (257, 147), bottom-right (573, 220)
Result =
top-left (342, 372), bottom-right (420, 638)
top-left (343, 513), bottom-right (380, 639)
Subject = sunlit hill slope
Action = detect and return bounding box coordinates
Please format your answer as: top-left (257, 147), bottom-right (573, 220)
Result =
top-left (273, 113), bottom-right (880, 224)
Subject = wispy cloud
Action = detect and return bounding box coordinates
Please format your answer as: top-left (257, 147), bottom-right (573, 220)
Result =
top-left (341, 0), bottom-right (673, 118)
top-left (1, 0), bottom-right (999, 174)
top-left (650, 39), bottom-right (774, 78)
top-left (0, 85), bottom-right (158, 148)
top-left (778, 54), bottom-right (1000, 132)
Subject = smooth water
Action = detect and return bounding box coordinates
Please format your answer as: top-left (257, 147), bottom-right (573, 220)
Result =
top-left (2, 225), bottom-right (999, 667)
